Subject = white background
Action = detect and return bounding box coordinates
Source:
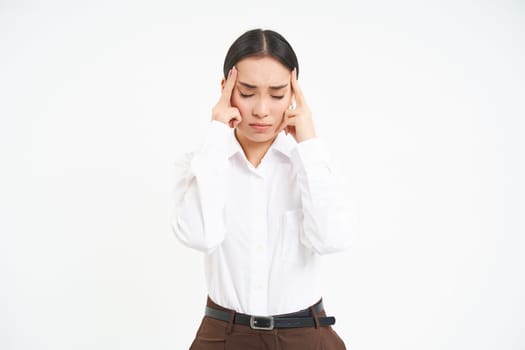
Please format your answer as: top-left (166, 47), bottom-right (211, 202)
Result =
top-left (1, 0), bottom-right (524, 349)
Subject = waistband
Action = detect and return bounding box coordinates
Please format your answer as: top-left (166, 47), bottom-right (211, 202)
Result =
top-left (204, 296), bottom-right (336, 331)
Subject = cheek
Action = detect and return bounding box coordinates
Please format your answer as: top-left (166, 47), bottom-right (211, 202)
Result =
top-left (271, 99), bottom-right (291, 117)
top-left (231, 95), bottom-right (250, 116)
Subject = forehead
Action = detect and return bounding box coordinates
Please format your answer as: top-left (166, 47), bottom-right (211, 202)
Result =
top-left (235, 56), bottom-right (290, 87)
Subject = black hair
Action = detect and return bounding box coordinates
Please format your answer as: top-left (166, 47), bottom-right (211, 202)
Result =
top-left (223, 29), bottom-right (299, 79)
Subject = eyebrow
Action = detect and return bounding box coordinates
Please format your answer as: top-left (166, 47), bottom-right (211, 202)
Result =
top-left (238, 81), bottom-right (289, 90)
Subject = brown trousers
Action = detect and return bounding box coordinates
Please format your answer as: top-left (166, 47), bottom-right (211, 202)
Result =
top-left (188, 296), bottom-right (347, 350)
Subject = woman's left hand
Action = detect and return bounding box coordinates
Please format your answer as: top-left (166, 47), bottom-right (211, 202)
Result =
top-left (276, 68), bottom-right (316, 143)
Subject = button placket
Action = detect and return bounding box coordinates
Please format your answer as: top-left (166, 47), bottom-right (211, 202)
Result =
top-left (248, 173), bottom-right (269, 313)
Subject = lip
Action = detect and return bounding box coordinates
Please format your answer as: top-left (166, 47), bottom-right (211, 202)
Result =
top-left (249, 123), bottom-right (272, 132)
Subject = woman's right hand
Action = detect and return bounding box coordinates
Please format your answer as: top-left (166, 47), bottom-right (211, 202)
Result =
top-left (211, 67), bottom-right (242, 128)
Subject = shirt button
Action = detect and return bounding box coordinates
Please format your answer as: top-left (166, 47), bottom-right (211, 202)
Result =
top-left (256, 244), bottom-right (265, 253)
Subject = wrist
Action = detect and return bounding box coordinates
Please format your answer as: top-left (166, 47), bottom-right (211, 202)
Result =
top-left (296, 119), bottom-right (316, 143)
top-left (296, 132), bottom-right (316, 143)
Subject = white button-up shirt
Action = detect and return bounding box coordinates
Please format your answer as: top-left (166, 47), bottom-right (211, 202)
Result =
top-left (172, 121), bottom-right (354, 316)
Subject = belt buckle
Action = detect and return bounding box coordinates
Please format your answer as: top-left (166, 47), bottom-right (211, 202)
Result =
top-left (250, 315), bottom-right (274, 330)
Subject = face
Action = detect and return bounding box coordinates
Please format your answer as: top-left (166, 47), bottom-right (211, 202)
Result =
top-left (225, 56), bottom-right (293, 145)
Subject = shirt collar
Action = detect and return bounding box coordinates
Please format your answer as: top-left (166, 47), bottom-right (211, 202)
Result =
top-left (270, 131), bottom-right (296, 158)
top-left (225, 129), bottom-right (244, 158)
top-left (225, 130), bottom-right (297, 160)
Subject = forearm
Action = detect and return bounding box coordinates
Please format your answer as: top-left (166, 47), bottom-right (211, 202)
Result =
top-left (171, 121), bottom-right (232, 253)
top-left (293, 138), bottom-right (354, 254)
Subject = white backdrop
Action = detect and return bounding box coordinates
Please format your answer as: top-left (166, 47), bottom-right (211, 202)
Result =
top-left (1, 0), bottom-right (524, 349)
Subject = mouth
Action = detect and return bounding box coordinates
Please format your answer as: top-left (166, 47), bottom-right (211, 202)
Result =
top-left (249, 123), bottom-right (272, 132)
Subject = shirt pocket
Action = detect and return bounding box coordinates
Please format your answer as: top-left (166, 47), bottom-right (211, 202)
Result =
top-left (279, 209), bottom-right (312, 264)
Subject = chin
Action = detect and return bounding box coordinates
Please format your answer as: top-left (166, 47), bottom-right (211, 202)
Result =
top-left (239, 129), bottom-right (277, 143)
top-left (249, 134), bottom-right (275, 143)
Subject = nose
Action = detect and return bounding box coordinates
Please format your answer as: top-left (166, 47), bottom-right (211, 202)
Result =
top-left (252, 97), bottom-right (269, 118)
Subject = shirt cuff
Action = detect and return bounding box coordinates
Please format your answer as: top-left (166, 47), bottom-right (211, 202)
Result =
top-left (294, 137), bottom-right (334, 175)
top-left (199, 120), bottom-right (234, 155)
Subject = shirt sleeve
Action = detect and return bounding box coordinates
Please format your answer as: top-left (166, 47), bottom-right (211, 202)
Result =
top-left (171, 120), bottom-right (231, 254)
top-left (291, 137), bottom-right (357, 254)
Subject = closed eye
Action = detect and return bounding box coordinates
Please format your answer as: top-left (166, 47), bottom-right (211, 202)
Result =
top-left (272, 95), bottom-right (284, 100)
top-left (240, 93), bottom-right (254, 98)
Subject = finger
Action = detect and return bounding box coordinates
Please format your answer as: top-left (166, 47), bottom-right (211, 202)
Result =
top-left (220, 66), bottom-right (238, 105)
top-left (228, 116), bottom-right (240, 128)
top-left (227, 108), bottom-right (241, 128)
top-left (276, 110), bottom-right (297, 134)
top-left (276, 113), bottom-right (288, 134)
top-left (290, 68), bottom-right (305, 107)
top-left (232, 118), bottom-right (241, 128)
top-left (283, 109), bottom-right (298, 124)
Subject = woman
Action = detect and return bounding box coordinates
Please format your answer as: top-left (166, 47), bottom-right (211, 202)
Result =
top-left (172, 28), bottom-right (352, 349)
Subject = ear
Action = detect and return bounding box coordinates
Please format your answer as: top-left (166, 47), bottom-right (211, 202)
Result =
top-left (221, 78), bottom-right (226, 91)
top-left (289, 98), bottom-right (296, 110)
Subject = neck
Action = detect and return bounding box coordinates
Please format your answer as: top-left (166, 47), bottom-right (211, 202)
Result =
top-left (235, 130), bottom-right (277, 168)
